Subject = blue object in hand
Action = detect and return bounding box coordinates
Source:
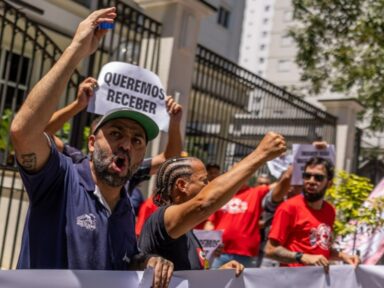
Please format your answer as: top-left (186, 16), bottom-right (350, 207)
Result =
top-left (98, 22), bottom-right (114, 30)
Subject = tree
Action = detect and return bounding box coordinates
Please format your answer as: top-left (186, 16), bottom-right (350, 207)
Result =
top-left (326, 170), bottom-right (384, 239)
top-left (290, 0), bottom-right (384, 131)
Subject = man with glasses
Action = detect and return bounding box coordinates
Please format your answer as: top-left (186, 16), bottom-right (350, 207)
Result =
top-left (264, 157), bottom-right (359, 270)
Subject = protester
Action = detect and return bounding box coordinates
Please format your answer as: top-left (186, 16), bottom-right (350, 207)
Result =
top-left (138, 132), bottom-right (286, 274)
top-left (11, 7), bottom-right (172, 288)
top-left (45, 77), bottom-right (183, 215)
top-left (136, 194), bottom-right (158, 237)
top-left (256, 173), bottom-right (271, 186)
top-left (257, 140), bottom-right (332, 267)
top-left (204, 166), bottom-right (292, 268)
top-left (257, 166), bottom-right (293, 267)
top-left (205, 163), bottom-right (221, 182)
top-left (265, 157), bottom-right (360, 270)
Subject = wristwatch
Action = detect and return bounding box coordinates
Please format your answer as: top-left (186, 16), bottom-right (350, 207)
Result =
top-left (295, 252), bottom-right (304, 263)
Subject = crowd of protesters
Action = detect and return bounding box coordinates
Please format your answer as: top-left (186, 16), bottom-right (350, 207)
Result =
top-left (9, 6), bottom-right (361, 288)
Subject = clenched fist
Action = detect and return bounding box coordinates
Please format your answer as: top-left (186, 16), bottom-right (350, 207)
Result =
top-left (255, 132), bottom-right (286, 162)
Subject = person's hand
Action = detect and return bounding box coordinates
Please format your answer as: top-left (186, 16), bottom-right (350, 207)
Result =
top-left (146, 256), bottom-right (174, 288)
top-left (312, 141), bottom-right (328, 150)
top-left (340, 252), bottom-right (361, 267)
top-left (219, 260), bottom-right (244, 277)
top-left (75, 77), bottom-right (98, 109)
top-left (254, 132), bottom-right (286, 162)
top-left (71, 7), bottom-right (116, 58)
top-left (301, 254), bottom-right (330, 273)
top-left (212, 244), bottom-right (224, 258)
top-left (166, 96), bottom-right (182, 123)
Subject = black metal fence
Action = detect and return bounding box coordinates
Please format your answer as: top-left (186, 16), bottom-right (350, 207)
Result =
top-left (186, 45), bottom-right (337, 171)
top-left (0, 0), bottom-right (161, 269)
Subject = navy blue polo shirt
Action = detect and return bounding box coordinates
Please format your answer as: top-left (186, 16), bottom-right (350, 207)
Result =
top-left (17, 142), bottom-right (139, 270)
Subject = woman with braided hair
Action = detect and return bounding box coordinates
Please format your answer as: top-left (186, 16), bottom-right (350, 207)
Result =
top-left (138, 132), bottom-right (286, 275)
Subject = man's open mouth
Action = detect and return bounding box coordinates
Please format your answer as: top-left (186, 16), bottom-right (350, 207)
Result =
top-left (115, 157), bottom-right (125, 169)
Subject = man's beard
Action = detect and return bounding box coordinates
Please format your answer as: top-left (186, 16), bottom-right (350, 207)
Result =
top-left (92, 142), bottom-right (138, 187)
top-left (303, 186), bottom-right (327, 203)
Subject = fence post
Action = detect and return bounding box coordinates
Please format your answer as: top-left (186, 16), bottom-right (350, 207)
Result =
top-left (319, 98), bottom-right (364, 172)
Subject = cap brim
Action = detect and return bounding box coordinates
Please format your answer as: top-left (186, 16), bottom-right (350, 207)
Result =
top-left (94, 108), bottom-right (159, 141)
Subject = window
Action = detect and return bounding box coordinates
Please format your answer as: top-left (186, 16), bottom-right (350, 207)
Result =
top-left (0, 51), bottom-right (30, 110)
top-left (217, 7), bottom-right (230, 28)
top-left (260, 44), bottom-right (266, 50)
top-left (265, 5), bottom-right (270, 12)
top-left (259, 57), bottom-right (265, 64)
top-left (262, 31), bottom-right (268, 37)
top-left (277, 60), bottom-right (291, 72)
top-left (263, 18), bottom-right (269, 24)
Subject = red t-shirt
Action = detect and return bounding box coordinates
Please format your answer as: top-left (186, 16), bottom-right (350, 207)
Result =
top-left (135, 196), bottom-right (158, 237)
top-left (268, 194), bottom-right (336, 267)
top-left (208, 185), bottom-right (270, 257)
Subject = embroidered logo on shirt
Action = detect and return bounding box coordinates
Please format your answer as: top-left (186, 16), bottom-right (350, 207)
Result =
top-left (309, 223), bottom-right (332, 250)
top-left (76, 213), bottom-right (96, 231)
top-left (221, 198), bottom-right (248, 214)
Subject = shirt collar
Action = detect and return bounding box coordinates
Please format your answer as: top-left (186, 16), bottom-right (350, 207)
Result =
top-left (93, 186), bottom-right (112, 216)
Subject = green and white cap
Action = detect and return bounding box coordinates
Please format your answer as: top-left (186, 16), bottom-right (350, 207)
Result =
top-left (93, 108), bottom-right (159, 141)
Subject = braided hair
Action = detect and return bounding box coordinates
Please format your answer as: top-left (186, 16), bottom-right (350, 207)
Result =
top-left (153, 157), bottom-right (195, 206)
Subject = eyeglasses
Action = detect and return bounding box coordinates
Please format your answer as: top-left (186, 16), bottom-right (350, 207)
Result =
top-left (302, 172), bottom-right (326, 182)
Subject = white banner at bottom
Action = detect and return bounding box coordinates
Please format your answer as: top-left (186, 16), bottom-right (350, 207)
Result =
top-left (0, 265), bottom-right (383, 288)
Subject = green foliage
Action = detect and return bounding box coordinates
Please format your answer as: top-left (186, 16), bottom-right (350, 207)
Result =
top-left (56, 122), bottom-right (90, 154)
top-left (0, 109), bottom-right (13, 151)
top-left (290, 0), bottom-right (384, 131)
top-left (326, 170), bottom-right (384, 238)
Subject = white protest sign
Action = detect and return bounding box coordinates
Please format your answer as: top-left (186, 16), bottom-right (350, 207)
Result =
top-left (193, 229), bottom-right (223, 264)
top-left (291, 144), bottom-right (335, 185)
top-left (88, 62), bottom-right (169, 131)
top-left (267, 154), bottom-right (293, 179)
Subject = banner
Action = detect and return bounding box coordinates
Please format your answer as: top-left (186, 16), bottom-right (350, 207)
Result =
top-left (87, 62), bottom-right (169, 131)
top-left (339, 177), bottom-right (384, 264)
top-left (193, 229), bottom-right (223, 264)
top-left (291, 144), bottom-right (335, 185)
top-left (1, 265), bottom-right (383, 288)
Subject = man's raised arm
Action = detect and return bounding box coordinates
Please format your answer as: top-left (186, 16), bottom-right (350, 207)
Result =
top-left (10, 8), bottom-right (116, 172)
top-left (165, 132), bottom-right (286, 239)
top-left (149, 96), bottom-right (183, 175)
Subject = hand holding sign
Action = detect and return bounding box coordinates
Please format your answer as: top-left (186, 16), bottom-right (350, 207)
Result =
top-left (76, 77), bottom-right (98, 110)
top-left (88, 62), bottom-right (170, 131)
top-left (291, 143), bottom-right (335, 185)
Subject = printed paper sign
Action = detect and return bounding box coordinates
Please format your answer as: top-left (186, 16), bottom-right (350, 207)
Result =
top-left (193, 229), bottom-right (223, 264)
top-left (291, 144), bottom-right (335, 185)
top-left (88, 62), bottom-right (169, 131)
top-left (267, 154), bottom-right (293, 179)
